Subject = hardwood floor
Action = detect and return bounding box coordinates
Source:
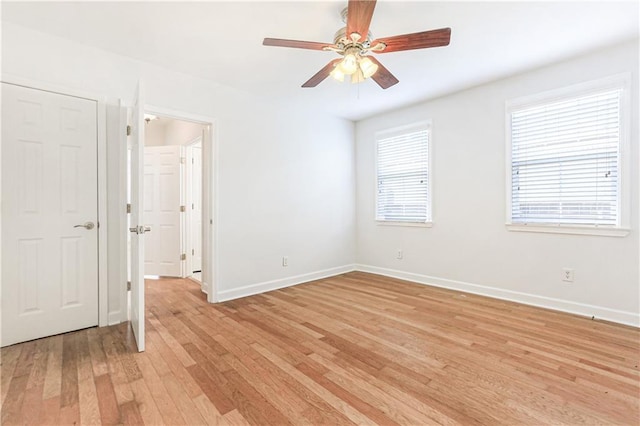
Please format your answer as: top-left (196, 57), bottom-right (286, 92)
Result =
top-left (2, 272), bottom-right (639, 425)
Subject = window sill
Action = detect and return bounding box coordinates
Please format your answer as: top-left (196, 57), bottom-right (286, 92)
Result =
top-left (506, 223), bottom-right (630, 237)
top-left (376, 220), bottom-right (433, 228)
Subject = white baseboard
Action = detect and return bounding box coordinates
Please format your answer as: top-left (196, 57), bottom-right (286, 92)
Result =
top-left (107, 310), bottom-right (122, 326)
top-left (217, 264), bottom-right (356, 302)
top-left (355, 264), bottom-right (640, 328)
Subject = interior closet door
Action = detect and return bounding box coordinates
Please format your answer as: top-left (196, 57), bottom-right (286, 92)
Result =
top-left (1, 83), bottom-right (99, 347)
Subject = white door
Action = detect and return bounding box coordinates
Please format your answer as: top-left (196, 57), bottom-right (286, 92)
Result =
top-left (129, 83), bottom-right (145, 352)
top-left (191, 141), bottom-right (203, 273)
top-left (143, 145), bottom-right (183, 277)
top-left (1, 83), bottom-right (98, 347)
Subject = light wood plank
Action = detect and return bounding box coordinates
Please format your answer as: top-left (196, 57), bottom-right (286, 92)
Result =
top-left (135, 343), bottom-right (186, 425)
top-left (129, 378), bottom-right (165, 425)
top-left (94, 374), bottom-right (120, 425)
top-left (20, 340), bottom-right (50, 425)
top-left (0, 345), bottom-right (23, 406)
top-left (42, 334), bottom-right (64, 400)
top-left (192, 393), bottom-right (230, 426)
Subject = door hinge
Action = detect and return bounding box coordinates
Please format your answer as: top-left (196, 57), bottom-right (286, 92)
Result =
top-left (192, 249), bottom-right (195, 255)
top-left (192, 157), bottom-right (194, 164)
top-left (126, 125), bottom-right (131, 136)
top-left (180, 205), bottom-right (186, 212)
top-left (126, 203), bottom-right (131, 214)
top-left (181, 253), bottom-right (186, 261)
top-left (180, 157), bottom-right (186, 164)
top-left (127, 281), bottom-right (131, 291)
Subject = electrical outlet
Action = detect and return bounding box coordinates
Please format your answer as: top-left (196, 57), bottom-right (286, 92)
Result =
top-left (396, 249), bottom-right (403, 260)
top-left (282, 256), bottom-right (288, 267)
top-left (562, 268), bottom-right (574, 282)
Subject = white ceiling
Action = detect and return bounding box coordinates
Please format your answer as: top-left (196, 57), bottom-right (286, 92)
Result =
top-left (2, 1), bottom-right (638, 121)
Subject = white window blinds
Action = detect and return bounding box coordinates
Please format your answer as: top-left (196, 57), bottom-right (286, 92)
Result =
top-left (376, 124), bottom-right (430, 223)
top-left (509, 88), bottom-right (622, 226)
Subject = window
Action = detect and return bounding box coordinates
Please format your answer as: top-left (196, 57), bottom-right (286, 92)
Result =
top-left (506, 75), bottom-right (629, 236)
top-left (376, 122), bottom-right (431, 225)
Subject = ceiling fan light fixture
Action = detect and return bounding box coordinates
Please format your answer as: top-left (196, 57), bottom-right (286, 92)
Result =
top-left (330, 67), bottom-right (345, 82)
top-left (359, 56), bottom-right (378, 79)
top-left (351, 68), bottom-right (365, 84)
top-left (264, 0), bottom-right (451, 90)
top-left (339, 53), bottom-right (358, 75)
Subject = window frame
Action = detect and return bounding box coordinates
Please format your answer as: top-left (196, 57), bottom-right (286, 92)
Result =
top-left (374, 120), bottom-right (433, 227)
top-left (505, 73), bottom-right (631, 237)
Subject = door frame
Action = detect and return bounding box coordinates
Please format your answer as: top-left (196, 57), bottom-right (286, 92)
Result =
top-left (140, 105), bottom-right (218, 302)
top-left (0, 75), bottom-right (110, 327)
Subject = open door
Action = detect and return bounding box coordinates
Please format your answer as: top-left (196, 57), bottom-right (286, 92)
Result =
top-left (129, 82), bottom-right (146, 352)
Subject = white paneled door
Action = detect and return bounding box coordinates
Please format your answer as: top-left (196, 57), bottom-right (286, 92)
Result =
top-left (129, 82), bottom-right (145, 352)
top-left (1, 83), bottom-right (98, 347)
top-left (143, 145), bottom-right (182, 277)
top-left (190, 141), bottom-right (203, 273)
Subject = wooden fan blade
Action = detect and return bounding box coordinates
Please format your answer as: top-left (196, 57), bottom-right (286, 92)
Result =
top-left (367, 56), bottom-right (399, 89)
top-left (373, 28), bottom-right (451, 53)
top-left (302, 59), bottom-right (342, 88)
top-left (263, 38), bottom-right (331, 51)
top-left (346, 0), bottom-right (377, 42)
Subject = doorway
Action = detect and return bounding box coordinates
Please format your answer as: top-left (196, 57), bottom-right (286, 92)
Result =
top-left (142, 114), bottom-right (205, 283)
top-left (127, 108), bottom-right (214, 313)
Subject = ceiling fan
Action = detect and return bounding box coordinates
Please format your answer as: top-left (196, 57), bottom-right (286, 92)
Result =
top-left (263, 0), bottom-right (451, 89)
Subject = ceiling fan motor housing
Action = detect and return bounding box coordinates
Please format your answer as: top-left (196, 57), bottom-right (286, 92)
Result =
top-left (333, 27), bottom-right (372, 53)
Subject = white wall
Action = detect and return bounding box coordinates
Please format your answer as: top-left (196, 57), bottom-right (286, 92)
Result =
top-left (144, 119), bottom-right (166, 146)
top-left (145, 118), bottom-right (205, 147)
top-left (355, 40), bottom-right (639, 325)
top-left (2, 22), bottom-right (356, 320)
top-left (164, 119), bottom-right (204, 146)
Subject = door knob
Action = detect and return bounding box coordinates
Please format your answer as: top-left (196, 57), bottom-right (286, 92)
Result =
top-left (74, 222), bottom-right (95, 230)
top-left (129, 225), bottom-right (152, 234)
